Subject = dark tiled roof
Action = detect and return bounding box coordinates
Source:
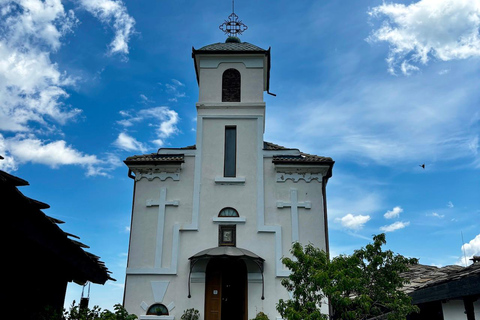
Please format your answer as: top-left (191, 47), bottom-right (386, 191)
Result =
top-left (401, 263), bottom-right (480, 294)
top-left (124, 142), bottom-right (333, 166)
top-left (272, 154), bottom-right (334, 164)
top-left (195, 42), bottom-right (267, 52)
top-left (263, 141), bottom-right (294, 151)
top-left (264, 141), bottom-right (334, 164)
top-left (1, 170), bottom-right (114, 284)
top-left (124, 153), bottom-right (185, 164)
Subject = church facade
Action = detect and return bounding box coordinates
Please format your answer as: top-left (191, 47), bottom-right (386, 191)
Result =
top-left (123, 36), bottom-right (334, 320)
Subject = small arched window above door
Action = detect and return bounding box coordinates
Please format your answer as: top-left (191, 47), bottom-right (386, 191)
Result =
top-left (218, 207), bottom-right (239, 217)
top-left (222, 68), bottom-right (241, 102)
top-left (146, 303), bottom-right (169, 316)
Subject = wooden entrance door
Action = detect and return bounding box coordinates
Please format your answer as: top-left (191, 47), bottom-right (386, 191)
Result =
top-left (205, 259), bottom-right (247, 320)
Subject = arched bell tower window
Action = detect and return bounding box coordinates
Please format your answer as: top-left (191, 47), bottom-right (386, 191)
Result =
top-left (146, 303), bottom-right (169, 316)
top-left (222, 68), bottom-right (241, 102)
top-left (218, 207), bottom-right (239, 217)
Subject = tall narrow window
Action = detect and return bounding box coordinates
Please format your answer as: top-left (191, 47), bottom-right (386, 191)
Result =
top-left (222, 68), bottom-right (241, 102)
top-left (224, 126), bottom-right (236, 177)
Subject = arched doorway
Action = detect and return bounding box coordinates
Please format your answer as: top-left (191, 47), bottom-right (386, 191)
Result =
top-left (205, 258), bottom-right (247, 320)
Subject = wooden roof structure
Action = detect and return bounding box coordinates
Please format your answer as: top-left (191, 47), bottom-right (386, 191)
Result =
top-left (1, 168), bottom-right (113, 318)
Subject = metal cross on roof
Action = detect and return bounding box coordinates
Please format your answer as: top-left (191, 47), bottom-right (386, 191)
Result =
top-left (219, 8), bottom-right (248, 37)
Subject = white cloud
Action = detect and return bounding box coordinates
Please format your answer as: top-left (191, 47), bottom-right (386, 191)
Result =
top-left (171, 79), bottom-right (185, 87)
top-left (117, 106), bottom-right (180, 148)
top-left (164, 79), bottom-right (186, 102)
top-left (457, 233), bottom-right (480, 266)
top-left (336, 213), bottom-right (371, 231)
top-left (77, 0), bottom-right (136, 55)
top-left (0, 134), bottom-right (120, 176)
top-left (114, 132), bottom-right (147, 153)
top-left (427, 212), bottom-right (445, 218)
top-left (0, 0), bottom-right (80, 132)
top-left (0, 0), bottom-right (135, 176)
top-left (368, 0), bottom-right (480, 75)
top-left (380, 221), bottom-right (410, 232)
top-left (267, 65), bottom-right (480, 168)
top-left (447, 201), bottom-right (454, 208)
top-left (384, 206), bottom-right (403, 219)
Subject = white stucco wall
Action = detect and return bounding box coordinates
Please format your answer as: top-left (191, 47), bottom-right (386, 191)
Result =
top-left (198, 58), bottom-right (265, 103)
top-left (124, 49), bottom-right (330, 320)
top-left (474, 300), bottom-right (480, 320)
top-left (442, 300), bottom-right (467, 320)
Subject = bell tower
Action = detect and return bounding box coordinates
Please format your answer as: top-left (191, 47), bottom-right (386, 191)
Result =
top-left (192, 37), bottom-right (271, 105)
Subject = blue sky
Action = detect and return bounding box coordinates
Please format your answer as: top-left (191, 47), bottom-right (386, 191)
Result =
top-left (1, 0), bottom-right (479, 311)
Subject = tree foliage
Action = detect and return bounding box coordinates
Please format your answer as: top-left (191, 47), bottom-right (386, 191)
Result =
top-left (41, 301), bottom-right (137, 320)
top-left (276, 234), bottom-right (419, 320)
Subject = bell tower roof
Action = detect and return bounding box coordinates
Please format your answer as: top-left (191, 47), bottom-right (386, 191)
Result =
top-left (194, 41), bottom-right (268, 53)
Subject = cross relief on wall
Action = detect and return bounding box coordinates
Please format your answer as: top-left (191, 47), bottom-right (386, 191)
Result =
top-left (146, 187), bottom-right (179, 268)
top-left (276, 188), bottom-right (311, 243)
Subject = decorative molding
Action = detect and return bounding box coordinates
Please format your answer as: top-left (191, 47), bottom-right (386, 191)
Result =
top-left (146, 188), bottom-right (179, 269)
top-left (276, 172), bottom-right (322, 183)
top-left (140, 301), bottom-right (148, 311)
top-left (212, 217), bottom-right (246, 223)
top-left (151, 281), bottom-right (169, 302)
top-left (167, 302), bottom-right (175, 311)
top-left (214, 176), bottom-right (246, 184)
top-left (277, 189), bottom-right (311, 243)
top-left (136, 171), bottom-right (180, 182)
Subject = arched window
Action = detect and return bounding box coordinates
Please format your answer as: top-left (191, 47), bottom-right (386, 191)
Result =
top-left (222, 68), bottom-right (241, 102)
top-left (146, 303), bottom-right (169, 316)
top-left (218, 207), bottom-right (239, 217)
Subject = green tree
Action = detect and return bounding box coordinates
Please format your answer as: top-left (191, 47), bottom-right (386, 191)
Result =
top-left (42, 301), bottom-right (137, 320)
top-left (276, 234), bottom-right (419, 320)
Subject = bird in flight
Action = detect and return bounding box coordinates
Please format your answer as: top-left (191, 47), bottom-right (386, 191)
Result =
top-left (419, 164), bottom-right (425, 169)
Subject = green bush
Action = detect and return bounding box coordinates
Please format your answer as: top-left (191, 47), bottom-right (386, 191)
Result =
top-left (42, 301), bottom-right (137, 320)
top-left (180, 308), bottom-right (200, 320)
top-left (251, 312), bottom-right (270, 320)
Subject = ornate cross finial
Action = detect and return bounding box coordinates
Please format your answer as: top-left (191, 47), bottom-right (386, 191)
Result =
top-left (219, 1), bottom-right (248, 37)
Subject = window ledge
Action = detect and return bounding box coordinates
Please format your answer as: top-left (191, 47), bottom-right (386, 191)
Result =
top-left (213, 217), bottom-right (246, 223)
top-left (214, 177), bottom-right (246, 184)
top-left (139, 316), bottom-right (174, 320)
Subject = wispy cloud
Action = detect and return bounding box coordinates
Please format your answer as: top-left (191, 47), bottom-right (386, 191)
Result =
top-left (384, 206), bottom-right (403, 219)
top-left (427, 212), bottom-right (445, 219)
top-left (447, 201), bottom-right (454, 208)
top-left (267, 66), bottom-right (480, 168)
top-left (163, 79), bottom-right (186, 102)
top-left (336, 213), bottom-right (371, 231)
top-left (116, 106), bottom-right (180, 148)
top-left (380, 221), bottom-right (410, 232)
top-left (77, 0), bottom-right (136, 56)
top-left (367, 0), bottom-right (480, 75)
top-left (113, 132), bottom-right (147, 153)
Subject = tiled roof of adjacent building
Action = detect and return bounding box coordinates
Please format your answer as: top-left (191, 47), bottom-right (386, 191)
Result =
top-left (401, 262), bottom-right (480, 303)
top-left (1, 169), bottom-right (114, 284)
top-left (195, 41), bottom-right (267, 53)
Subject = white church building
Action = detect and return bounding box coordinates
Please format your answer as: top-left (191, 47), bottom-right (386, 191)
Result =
top-left (123, 14), bottom-right (334, 320)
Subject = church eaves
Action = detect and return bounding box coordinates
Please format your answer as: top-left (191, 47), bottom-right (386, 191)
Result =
top-left (124, 153), bottom-right (185, 165)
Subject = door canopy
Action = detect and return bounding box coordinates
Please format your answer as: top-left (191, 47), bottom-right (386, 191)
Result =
top-left (188, 246), bottom-right (265, 299)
